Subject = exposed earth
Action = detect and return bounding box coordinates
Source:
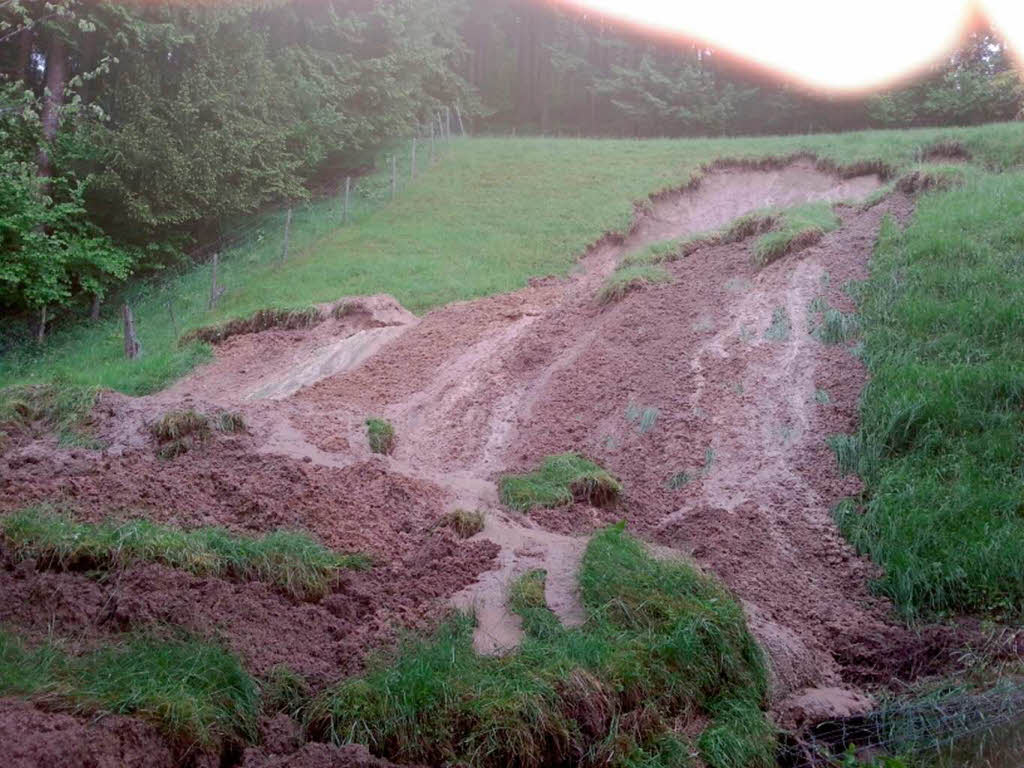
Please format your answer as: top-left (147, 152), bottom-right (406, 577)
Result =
top-left (0, 161), bottom-right (983, 765)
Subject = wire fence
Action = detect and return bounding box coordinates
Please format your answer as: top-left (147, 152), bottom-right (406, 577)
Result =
top-left (781, 680), bottom-right (1024, 767)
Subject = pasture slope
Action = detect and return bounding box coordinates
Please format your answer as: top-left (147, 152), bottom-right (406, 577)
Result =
top-left (1, 124), bottom-right (1023, 768)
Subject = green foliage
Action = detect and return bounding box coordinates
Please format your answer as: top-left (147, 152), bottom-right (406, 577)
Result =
top-left (1, 506), bottom-right (368, 600)
top-left (365, 418), bottom-right (395, 455)
top-left (814, 309), bottom-right (862, 345)
top-left (305, 526), bottom-right (772, 768)
top-left (753, 202), bottom-right (840, 266)
top-left (499, 453), bottom-right (622, 511)
top-left (597, 265), bottom-right (671, 304)
top-left (837, 175), bottom-right (1024, 618)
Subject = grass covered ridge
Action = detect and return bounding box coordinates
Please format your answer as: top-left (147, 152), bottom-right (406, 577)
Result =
top-left (499, 453), bottom-right (622, 511)
top-left (832, 172), bottom-right (1024, 618)
top-left (597, 264), bottom-right (672, 304)
top-left (1, 507), bottom-right (369, 600)
top-left (306, 525), bottom-right (772, 768)
top-left (752, 202), bottom-right (840, 266)
top-left (4, 124), bottom-right (1024, 398)
top-left (0, 629), bottom-right (259, 748)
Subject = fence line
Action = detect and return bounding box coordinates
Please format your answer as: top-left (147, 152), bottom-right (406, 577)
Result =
top-left (101, 108), bottom-right (465, 356)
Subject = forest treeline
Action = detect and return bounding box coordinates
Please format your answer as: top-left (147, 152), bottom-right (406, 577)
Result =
top-left (2, 0), bottom-right (1022, 330)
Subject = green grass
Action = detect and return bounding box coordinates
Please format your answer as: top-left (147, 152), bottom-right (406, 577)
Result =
top-left (813, 308), bottom-right (862, 345)
top-left (752, 202), bottom-right (840, 266)
top-left (499, 453), bottom-right (622, 511)
top-left (305, 525), bottom-right (772, 768)
top-left (832, 172), bottom-right (1024, 619)
top-left (0, 381), bottom-right (99, 447)
top-left (4, 123), bottom-right (1024, 397)
top-left (365, 417), bottom-right (395, 455)
top-left (0, 629), bottom-right (259, 748)
top-left (1, 506), bottom-right (369, 600)
top-left (597, 264), bottom-right (671, 304)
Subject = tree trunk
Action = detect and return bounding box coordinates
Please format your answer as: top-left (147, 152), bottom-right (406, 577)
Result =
top-left (90, 293), bottom-right (101, 321)
top-left (17, 28), bottom-right (33, 86)
top-left (37, 33), bottom-right (67, 185)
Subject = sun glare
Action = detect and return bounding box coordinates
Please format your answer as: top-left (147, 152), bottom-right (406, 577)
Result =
top-left (552, 0), bottom-right (1023, 92)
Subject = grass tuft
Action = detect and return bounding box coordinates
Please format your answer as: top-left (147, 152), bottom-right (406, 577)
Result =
top-left (305, 525), bottom-right (772, 768)
top-left (499, 453), bottom-right (622, 511)
top-left (445, 508), bottom-right (485, 538)
top-left (365, 418), bottom-right (395, 455)
top-left (814, 308), bottom-right (861, 345)
top-left (597, 265), bottom-right (671, 305)
top-left (1, 506), bottom-right (368, 600)
top-left (217, 411), bottom-right (247, 433)
top-left (764, 306), bottom-right (791, 342)
top-left (752, 202), bottom-right (840, 266)
top-left (151, 409), bottom-right (210, 442)
top-left (0, 629), bottom-right (259, 749)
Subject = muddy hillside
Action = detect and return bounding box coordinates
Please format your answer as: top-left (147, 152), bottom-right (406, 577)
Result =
top-left (1, 161), bottom-right (977, 765)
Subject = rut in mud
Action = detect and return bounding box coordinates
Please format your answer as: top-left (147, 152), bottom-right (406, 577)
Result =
top-left (2, 160), bottom-right (971, 763)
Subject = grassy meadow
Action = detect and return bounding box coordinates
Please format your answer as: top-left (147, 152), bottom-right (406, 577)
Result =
top-left (2, 122), bottom-right (1024, 396)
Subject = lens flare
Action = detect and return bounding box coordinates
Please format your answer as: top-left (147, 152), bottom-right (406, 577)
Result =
top-left (552, 0), bottom-right (1023, 93)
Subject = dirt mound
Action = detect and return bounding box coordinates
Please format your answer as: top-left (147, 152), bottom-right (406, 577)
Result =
top-left (0, 699), bottom-right (175, 768)
top-left (241, 743), bottom-right (407, 768)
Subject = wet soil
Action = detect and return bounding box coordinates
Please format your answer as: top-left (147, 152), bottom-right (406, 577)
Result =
top-left (1, 161), bottom-right (991, 763)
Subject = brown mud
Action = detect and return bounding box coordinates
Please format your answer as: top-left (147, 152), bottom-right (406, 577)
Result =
top-left (0, 161), bottom-right (988, 763)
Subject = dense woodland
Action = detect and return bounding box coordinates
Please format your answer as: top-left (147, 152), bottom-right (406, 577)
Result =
top-left (1, 0), bottom-right (1022, 331)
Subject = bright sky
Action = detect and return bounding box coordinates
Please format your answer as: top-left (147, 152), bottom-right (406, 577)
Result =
top-left (555, 0), bottom-right (1024, 92)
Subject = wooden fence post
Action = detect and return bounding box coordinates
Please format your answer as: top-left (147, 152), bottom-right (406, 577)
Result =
top-left (166, 299), bottom-right (179, 339)
top-left (390, 154), bottom-right (397, 201)
top-left (208, 252), bottom-right (225, 308)
top-left (455, 103), bottom-right (466, 136)
top-left (445, 106), bottom-right (451, 142)
top-left (411, 137), bottom-right (417, 180)
top-left (122, 304), bottom-right (141, 359)
top-left (343, 176), bottom-right (351, 224)
top-left (280, 206), bottom-right (292, 261)
top-left (430, 122), bottom-right (435, 163)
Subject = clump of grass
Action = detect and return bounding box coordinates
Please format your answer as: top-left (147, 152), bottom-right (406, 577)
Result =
top-left (839, 175), bottom-right (1024, 619)
top-left (814, 388), bottom-right (831, 404)
top-left (217, 411), bottom-right (246, 433)
top-left (597, 265), bottom-right (671, 305)
top-left (814, 308), bottom-right (861, 345)
top-left (895, 165), bottom-right (967, 195)
top-left (305, 525), bottom-right (772, 768)
top-left (151, 409), bottom-right (211, 459)
top-left (499, 453), bottom-right (622, 511)
top-left (667, 471), bottom-right (691, 490)
top-left (152, 409), bottom-right (210, 442)
top-left (262, 665), bottom-right (312, 718)
top-left (0, 629), bottom-right (259, 749)
top-left (0, 382), bottom-right (99, 446)
top-left (365, 418), bottom-right (395, 455)
top-left (764, 306), bottom-right (791, 341)
top-left (445, 508), bottom-right (485, 538)
top-left (753, 202), bottom-right (840, 266)
top-left (1, 506), bottom-right (369, 600)
top-left (625, 402), bottom-right (660, 434)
